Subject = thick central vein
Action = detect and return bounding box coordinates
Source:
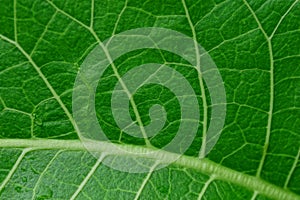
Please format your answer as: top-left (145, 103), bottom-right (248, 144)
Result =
top-left (0, 139), bottom-right (299, 200)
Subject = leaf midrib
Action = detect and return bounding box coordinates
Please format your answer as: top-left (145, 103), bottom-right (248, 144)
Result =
top-left (0, 138), bottom-right (299, 200)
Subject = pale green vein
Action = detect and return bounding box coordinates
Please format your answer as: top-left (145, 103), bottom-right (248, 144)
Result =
top-left (0, 97), bottom-right (5, 108)
top-left (90, 0), bottom-right (94, 28)
top-left (46, 0), bottom-right (90, 30)
top-left (13, 0), bottom-right (17, 42)
top-left (250, 191), bottom-right (258, 200)
top-left (193, 1), bottom-right (225, 28)
top-left (284, 148), bottom-right (300, 189)
top-left (0, 139), bottom-right (300, 200)
top-left (110, 0), bottom-right (128, 37)
top-left (243, 0), bottom-right (299, 179)
top-left (197, 176), bottom-right (214, 200)
top-left (0, 148), bottom-right (31, 192)
top-left (31, 150), bottom-right (62, 200)
top-left (70, 154), bottom-right (106, 200)
top-left (181, 0), bottom-right (208, 159)
top-left (0, 61), bottom-right (29, 75)
top-left (0, 34), bottom-right (79, 141)
top-left (220, 143), bottom-right (247, 164)
top-left (134, 162), bottom-right (158, 200)
top-left (242, 0), bottom-right (274, 178)
top-left (204, 28), bottom-right (259, 55)
top-left (275, 76), bottom-right (300, 86)
top-left (30, 11), bottom-right (58, 56)
top-left (3, 107), bottom-right (31, 116)
top-left (89, 29), bottom-right (152, 147)
top-left (46, 0), bottom-right (153, 147)
top-left (269, 0), bottom-right (299, 39)
top-left (274, 55), bottom-right (300, 62)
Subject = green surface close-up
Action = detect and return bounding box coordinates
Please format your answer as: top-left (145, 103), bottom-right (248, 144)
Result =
top-left (0, 0), bottom-right (300, 199)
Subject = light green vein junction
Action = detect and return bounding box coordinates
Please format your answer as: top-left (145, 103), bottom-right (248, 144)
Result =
top-left (0, 139), bottom-right (299, 200)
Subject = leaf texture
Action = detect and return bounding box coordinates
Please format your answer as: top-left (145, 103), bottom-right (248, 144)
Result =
top-left (0, 0), bottom-right (299, 199)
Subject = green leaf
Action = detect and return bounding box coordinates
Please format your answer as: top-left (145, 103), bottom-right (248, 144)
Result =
top-left (0, 0), bottom-right (299, 199)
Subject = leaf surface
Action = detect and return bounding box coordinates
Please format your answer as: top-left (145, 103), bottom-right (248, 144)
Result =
top-left (0, 0), bottom-right (299, 199)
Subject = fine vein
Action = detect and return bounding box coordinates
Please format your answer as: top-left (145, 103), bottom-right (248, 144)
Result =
top-left (31, 150), bottom-right (62, 200)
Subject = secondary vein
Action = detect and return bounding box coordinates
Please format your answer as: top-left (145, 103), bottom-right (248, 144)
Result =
top-left (31, 150), bottom-right (62, 200)
top-left (0, 34), bottom-right (80, 142)
top-left (197, 176), bottom-right (214, 200)
top-left (242, 0), bottom-right (274, 178)
top-left (181, 0), bottom-right (209, 158)
top-left (0, 148), bottom-right (32, 192)
top-left (46, 0), bottom-right (152, 147)
top-left (134, 162), bottom-right (158, 200)
top-left (70, 153), bottom-right (106, 200)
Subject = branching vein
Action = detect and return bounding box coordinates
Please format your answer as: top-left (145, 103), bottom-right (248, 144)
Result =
top-left (242, 0), bottom-right (274, 178)
top-left (0, 34), bottom-right (80, 140)
top-left (181, 0), bottom-right (208, 159)
top-left (197, 176), bottom-right (214, 200)
top-left (46, 0), bottom-right (153, 147)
